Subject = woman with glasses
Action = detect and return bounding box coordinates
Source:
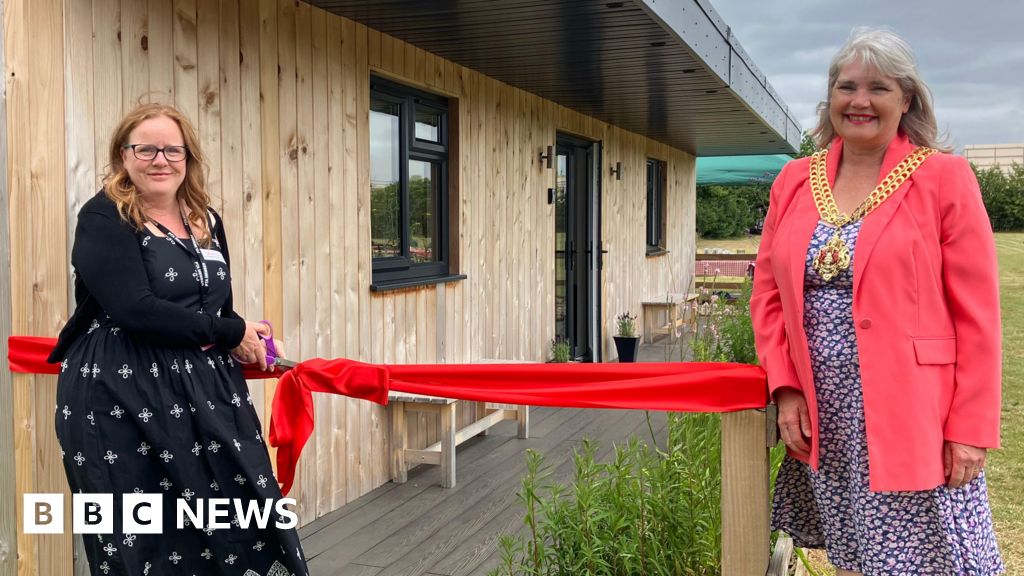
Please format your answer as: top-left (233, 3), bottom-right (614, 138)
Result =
top-left (48, 103), bottom-right (309, 575)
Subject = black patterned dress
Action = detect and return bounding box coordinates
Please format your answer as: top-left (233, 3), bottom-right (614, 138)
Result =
top-left (771, 220), bottom-right (1004, 575)
top-left (54, 207), bottom-right (309, 576)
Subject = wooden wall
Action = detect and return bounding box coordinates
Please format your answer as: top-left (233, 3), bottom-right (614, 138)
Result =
top-left (0, 0), bottom-right (15, 572)
top-left (3, 0), bottom-right (696, 572)
top-left (5, 0), bottom-right (71, 573)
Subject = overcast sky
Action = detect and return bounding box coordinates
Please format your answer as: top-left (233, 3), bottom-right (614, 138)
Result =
top-left (706, 0), bottom-right (1024, 151)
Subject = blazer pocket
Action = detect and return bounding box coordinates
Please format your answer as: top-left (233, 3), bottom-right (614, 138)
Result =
top-left (912, 337), bottom-right (957, 365)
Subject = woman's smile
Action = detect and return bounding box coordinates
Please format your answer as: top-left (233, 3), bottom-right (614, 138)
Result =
top-left (844, 113), bottom-right (876, 124)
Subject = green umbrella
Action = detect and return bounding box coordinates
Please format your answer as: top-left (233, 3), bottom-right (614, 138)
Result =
top-left (696, 154), bottom-right (792, 186)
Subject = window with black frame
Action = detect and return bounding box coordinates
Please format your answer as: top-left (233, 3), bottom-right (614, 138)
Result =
top-left (370, 77), bottom-right (453, 288)
top-left (646, 159), bottom-right (667, 254)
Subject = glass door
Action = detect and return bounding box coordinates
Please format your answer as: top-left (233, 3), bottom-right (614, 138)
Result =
top-left (554, 135), bottom-right (599, 361)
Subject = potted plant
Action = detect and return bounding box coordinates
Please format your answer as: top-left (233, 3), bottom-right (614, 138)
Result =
top-left (549, 336), bottom-right (571, 363)
top-left (613, 311), bottom-right (640, 363)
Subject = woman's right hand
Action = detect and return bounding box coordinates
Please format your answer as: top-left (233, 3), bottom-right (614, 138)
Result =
top-left (230, 321), bottom-right (271, 370)
top-left (775, 387), bottom-right (812, 457)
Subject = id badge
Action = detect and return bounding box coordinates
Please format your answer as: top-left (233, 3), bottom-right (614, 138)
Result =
top-left (200, 248), bottom-right (226, 264)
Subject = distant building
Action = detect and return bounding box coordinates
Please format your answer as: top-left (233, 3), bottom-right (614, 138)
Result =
top-left (963, 144), bottom-right (1024, 173)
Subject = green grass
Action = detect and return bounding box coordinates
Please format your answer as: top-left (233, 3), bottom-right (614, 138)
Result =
top-left (699, 232), bottom-right (1024, 572)
top-left (696, 235), bottom-right (761, 254)
top-left (989, 232), bottom-right (1024, 573)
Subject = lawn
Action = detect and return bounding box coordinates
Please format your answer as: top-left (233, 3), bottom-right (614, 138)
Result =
top-left (989, 232), bottom-right (1024, 573)
top-left (697, 232), bottom-right (1024, 573)
top-left (696, 235), bottom-right (761, 255)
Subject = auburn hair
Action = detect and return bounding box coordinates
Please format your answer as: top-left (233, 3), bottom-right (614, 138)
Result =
top-left (103, 103), bottom-right (212, 245)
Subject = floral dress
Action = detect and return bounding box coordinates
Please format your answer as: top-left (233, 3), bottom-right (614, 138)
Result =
top-left (771, 220), bottom-right (1005, 575)
top-left (55, 214), bottom-right (309, 576)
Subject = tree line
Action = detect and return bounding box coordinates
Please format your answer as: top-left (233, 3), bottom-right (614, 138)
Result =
top-left (973, 163), bottom-right (1024, 231)
top-left (697, 134), bottom-right (1024, 238)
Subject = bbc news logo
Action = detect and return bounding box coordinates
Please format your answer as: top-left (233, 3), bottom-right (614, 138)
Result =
top-left (24, 494), bottom-right (298, 534)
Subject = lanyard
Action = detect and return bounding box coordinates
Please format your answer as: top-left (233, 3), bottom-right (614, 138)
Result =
top-left (150, 208), bottom-right (211, 313)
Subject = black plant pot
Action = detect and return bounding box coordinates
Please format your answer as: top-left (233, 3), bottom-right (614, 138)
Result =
top-left (613, 336), bottom-right (640, 363)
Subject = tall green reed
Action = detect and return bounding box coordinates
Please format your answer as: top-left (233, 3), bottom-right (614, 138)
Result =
top-left (493, 413), bottom-right (723, 576)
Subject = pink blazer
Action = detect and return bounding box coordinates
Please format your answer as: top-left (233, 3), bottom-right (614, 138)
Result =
top-left (751, 133), bottom-right (1002, 492)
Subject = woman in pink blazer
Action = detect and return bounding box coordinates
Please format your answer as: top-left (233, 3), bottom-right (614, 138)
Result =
top-left (751, 28), bottom-right (1003, 575)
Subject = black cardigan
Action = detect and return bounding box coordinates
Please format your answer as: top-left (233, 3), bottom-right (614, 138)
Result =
top-left (48, 192), bottom-right (247, 363)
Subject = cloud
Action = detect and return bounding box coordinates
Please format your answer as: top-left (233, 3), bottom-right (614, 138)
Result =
top-left (710, 0), bottom-right (1024, 146)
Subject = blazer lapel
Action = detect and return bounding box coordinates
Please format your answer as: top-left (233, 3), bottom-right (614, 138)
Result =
top-left (852, 133), bottom-right (918, 294)
top-left (786, 170), bottom-right (820, 326)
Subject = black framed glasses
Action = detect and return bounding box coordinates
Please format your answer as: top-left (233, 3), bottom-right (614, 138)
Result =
top-left (123, 144), bottom-right (188, 162)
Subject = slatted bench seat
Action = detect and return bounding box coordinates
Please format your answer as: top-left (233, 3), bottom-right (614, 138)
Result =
top-left (389, 363), bottom-right (530, 488)
top-left (640, 293), bottom-right (697, 344)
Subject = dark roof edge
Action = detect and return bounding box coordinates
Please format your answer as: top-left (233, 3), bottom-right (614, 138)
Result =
top-left (636, 0), bottom-right (803, 153)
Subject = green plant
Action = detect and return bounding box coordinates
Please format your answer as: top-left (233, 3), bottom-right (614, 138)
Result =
top-left (688, 283), bottom-right (817, 571)
top-left (615, 311), bottom-right (637, 338)
top-left (974, 163), bottom-right (1024, 231)
top-left (696, 184), bottom-right (768, 239)
top-left (795, 130), bottom-right (820, 159)
top-left (549, 337), bottom-right (571, 363)
top-left (686, 281), bottom-right (757, 365)
top-left (490, 413), bottom-right (724, 576)
top-left (498, 282), bottom-right (804, 575)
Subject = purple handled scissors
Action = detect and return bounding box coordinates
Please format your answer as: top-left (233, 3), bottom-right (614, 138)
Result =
top-left (259, 321), bottom-right (297, 370)
top-left (232, 321), bottom-right (296, 370)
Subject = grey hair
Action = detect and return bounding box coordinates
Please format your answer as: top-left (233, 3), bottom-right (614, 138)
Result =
top-left (810, 27), bottom-right (950, 152)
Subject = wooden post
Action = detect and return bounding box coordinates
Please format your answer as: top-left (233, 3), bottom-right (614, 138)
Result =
top-left (768, 534), bottom-right (795, 576)
top-left (517, 405), bottom-right (529, 439)
top-left (390, 402), bottom-right (407, 483)
top-left (440, 402), bottom-right (456, 488)
top-left (474, 402), bottom-right (488, 436)
top-left (0, 1), bottom-right (17, 572)
top-left (721, 409), bottom-right (770, 576)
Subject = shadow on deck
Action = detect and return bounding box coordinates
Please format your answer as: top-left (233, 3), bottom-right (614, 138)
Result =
top-left (298, 343), bottom-right (678, 575)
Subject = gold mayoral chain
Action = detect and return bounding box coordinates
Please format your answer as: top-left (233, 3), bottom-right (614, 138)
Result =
top-left (809, 145), bottom-right (936, 281)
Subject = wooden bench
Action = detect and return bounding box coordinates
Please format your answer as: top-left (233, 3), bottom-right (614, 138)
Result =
top-left (640, 293), bottom-right (697, 344)
top-left (389, 363), bottom-right (530, 488)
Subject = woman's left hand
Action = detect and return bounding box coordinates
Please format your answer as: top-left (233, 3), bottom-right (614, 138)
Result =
top-left (944, 441), bottom-right (987, 489)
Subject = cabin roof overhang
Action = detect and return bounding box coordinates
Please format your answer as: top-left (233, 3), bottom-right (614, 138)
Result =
top-left (307, 0), bottom-right (801, 156)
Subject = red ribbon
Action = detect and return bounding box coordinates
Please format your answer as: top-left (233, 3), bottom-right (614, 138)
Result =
top-left (7, 336), bottom-right (283, 380)
top-left (8, 336), bottom-right (768, 495)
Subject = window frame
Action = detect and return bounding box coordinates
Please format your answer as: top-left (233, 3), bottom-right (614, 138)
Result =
top-left (370, 76), bottom-right (453, 287)
top-left (646, 158), bottom-right (668, 255)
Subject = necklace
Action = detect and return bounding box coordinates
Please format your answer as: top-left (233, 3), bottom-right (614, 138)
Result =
top-left (809, 145), bottom-right (936, 281)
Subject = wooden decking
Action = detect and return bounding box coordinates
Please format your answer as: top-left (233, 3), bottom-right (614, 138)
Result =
top-left (299, 407), bottom-right (669, 576)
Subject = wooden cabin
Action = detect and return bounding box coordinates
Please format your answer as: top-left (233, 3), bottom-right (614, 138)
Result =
top-left (0, 0), bottom-right (799, 573)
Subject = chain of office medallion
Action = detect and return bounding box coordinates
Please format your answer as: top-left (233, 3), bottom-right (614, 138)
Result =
top-left (810, 146), bottom-right (937, 227)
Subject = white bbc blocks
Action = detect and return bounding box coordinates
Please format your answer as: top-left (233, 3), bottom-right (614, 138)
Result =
top-left (24, 493), bottom-right (162, 534)
top-left (23, 494), bottom-right (64, 534)
top-left (122, 493), bottom-right (163, 534)
top-left (72, 493), bottom-right (113, 534)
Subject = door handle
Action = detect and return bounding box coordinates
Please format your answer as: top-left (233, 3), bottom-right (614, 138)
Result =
top-left (586, 242), bottom-right (609, 269)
